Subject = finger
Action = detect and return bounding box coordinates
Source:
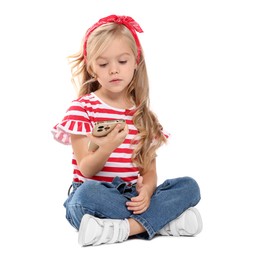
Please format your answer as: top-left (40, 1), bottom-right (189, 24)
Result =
top-left (127, 204), bottom-right (146, 212)
top-left (130, 194), bottom-right (144, 202)
top-left (122, 124), bottom-right (129, 132)
top-left (117, 124), bottom-right (129, 137)
top-left (126, 200), bottom-right (144, 208)
top-left (114, 123), bottom-right (126, 133)
top-left (126, 199), bottom-right (146, 210)
top-left (132, 204), bottom-right (149, 214)
top-left (107, 124), bottom-right (126, 138)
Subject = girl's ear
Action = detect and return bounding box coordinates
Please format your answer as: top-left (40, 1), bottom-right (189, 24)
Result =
top-left (87, 66), bottom-right (96, 78)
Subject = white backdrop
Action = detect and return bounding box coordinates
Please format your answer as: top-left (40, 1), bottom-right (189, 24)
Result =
top-left (0, 0), bottom-right (253, 259)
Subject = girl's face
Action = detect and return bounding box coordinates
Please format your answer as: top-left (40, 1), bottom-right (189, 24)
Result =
top-left (92, 36), bottom-right (137, 95)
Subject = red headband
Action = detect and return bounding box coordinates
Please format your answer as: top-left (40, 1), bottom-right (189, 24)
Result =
top-left (83, 15), bottom-right (143, 63)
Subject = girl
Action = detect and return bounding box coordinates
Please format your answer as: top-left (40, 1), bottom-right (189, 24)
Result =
top-left (52, 14), bottom-right (202, 247)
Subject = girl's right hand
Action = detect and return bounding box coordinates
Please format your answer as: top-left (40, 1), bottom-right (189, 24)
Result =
top-left (87, 123), bottom-right (129, 152)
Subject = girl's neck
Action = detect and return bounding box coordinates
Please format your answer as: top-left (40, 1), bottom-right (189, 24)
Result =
top-left (94, 89), bottom-right (134, 110)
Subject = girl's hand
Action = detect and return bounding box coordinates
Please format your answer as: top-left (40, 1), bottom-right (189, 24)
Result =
top-left (126, 175), bottom-right (151, 214)
top-left (87, 124), bottom-right (128, 152)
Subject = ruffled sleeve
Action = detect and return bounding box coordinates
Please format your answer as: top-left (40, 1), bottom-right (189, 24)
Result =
top-left (161, 128), bottom-right (171, 140)
top-left (51, 99), bottom-right (92, 145)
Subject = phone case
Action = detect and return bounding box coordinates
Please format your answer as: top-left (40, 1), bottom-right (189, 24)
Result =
top-left (88, 120), bottom-right (126, 152)
top-left (92, 119), bottom-right (126, 137)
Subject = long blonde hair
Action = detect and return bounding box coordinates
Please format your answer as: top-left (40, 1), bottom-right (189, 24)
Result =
top-left (68, 22), bottom-right (167, 174)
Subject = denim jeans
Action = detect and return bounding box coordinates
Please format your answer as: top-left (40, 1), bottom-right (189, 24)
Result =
top-left (64, 176), bottom-right (201, 239)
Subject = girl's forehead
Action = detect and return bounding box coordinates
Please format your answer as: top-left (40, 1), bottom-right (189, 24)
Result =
top-left (97, 37), bottom-right (133, 59)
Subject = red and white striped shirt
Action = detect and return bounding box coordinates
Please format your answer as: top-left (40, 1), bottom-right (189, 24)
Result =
top-left (52, 92), bottom-right (169, 184)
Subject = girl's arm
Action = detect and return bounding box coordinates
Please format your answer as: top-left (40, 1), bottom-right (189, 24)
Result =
top-left (141, 159), bottom-right (157, 196)
top-left (126, 159), bottom-right (157, 214)
top-left (70, 124), bottom-right (128, 177)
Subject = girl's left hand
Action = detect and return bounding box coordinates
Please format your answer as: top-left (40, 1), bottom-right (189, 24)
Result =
top-left (126, 176), bottom-right (151, 214)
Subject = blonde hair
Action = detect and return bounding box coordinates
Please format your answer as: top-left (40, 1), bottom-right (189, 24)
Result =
top-left (68, 22), bottom-right (167, 174)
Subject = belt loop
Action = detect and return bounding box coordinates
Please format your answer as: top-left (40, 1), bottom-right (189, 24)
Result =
top-left (67, 184), bottom-right (73, 196)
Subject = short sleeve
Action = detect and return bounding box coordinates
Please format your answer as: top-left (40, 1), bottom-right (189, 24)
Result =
top-left (161, 128), bottom-right (171, 140)
top-left (51, 99), bottom-right (92, 145)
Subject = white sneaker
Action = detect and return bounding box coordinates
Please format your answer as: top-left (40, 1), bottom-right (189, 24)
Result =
top-left (158, 207), bottom-right (203, 237)
top-left (78, 214), bottom-right (130, 246)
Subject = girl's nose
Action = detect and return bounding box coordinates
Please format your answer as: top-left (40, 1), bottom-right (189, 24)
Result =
top-left (110, 70), bottom-right (119, 75)
top-left (109, 63), bottom-right (119, 75)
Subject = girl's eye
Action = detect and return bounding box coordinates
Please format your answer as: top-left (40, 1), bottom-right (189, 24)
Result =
top-left (99, 63), bottom-right (108, 67)
top-left (119, 60), bottom-right (127, 64)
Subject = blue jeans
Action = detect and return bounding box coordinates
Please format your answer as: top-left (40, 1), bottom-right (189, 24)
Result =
top-left (64, 176), bottom-right (201, 239)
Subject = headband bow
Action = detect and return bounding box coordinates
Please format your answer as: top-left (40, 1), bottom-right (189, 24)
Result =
top-left (83, 15), bottom-right (143, 63)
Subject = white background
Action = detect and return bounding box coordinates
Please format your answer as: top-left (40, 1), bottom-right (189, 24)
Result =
top-left (0, 0), bottom-right (253, 259)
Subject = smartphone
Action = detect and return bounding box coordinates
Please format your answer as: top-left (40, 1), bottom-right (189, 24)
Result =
top-left (88, 119), bottom-right (126, 152)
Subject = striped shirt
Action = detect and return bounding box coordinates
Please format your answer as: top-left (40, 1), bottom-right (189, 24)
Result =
top-left (52, 92), bottom-right (169, 184)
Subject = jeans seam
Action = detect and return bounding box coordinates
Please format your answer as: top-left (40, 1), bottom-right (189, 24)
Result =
top-left (130, 215), bottom-right (156, 239)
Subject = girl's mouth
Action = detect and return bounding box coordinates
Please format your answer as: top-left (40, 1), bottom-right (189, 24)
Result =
top-left (110, 78), bottom-right (122, 83)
